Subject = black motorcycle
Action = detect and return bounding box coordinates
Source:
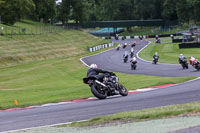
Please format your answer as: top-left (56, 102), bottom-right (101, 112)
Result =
top-left (193, 62), bottom-right (200, 70)
top-left (130, 52), bottom-right (134, 58)
top-left (116, 46), bottom-right (120, 51)
top-left (153, 56), bottom-right (159, 64)
top-left (83, 73), bottom-right (128, 99)
top-left (180, 58), bottom-right (188, 69)
top-left (123, 44), bottom-right (127, 49)
top-left (156, 38), bottom-right (161, 43)
top-left (131, 63), bottom-right (137, 70)
top-left (124, 56), bottom-right (128, 63)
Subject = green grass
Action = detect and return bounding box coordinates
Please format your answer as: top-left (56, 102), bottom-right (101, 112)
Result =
top-left (0, 21), bottom-right (196, 110)
top-left (139, 42), bottom-right (200, 64)
top-left (65, 101), bottom-right (200, 127)
top-left (120, 26), bottom-right (188, 36)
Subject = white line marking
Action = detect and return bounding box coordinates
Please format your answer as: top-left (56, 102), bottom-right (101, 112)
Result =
top-left (136, 40), bottom-right (179, 66)
top-left (3, 120), bottom-right (88, 133)
top-left (80, 47), bottom-right (116, 67)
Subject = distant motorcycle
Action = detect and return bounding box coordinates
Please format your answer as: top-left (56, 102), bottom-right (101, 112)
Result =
top-left (180, 58), bottom-right (188, 69)
top-left (131, 62), bottom-right (137, 70)
top-left (124, 56), bottom-right (128, 63)
top-left (193, 62), bottom-right (200, 70)
top-left (83, 73), bottom-right (128, 99)
top-left (153, 56), bottom-right (159, 64)
top-left (156, 39), bottom-right (161, 43)
top-left (130, 52), bottom-right (134, 58)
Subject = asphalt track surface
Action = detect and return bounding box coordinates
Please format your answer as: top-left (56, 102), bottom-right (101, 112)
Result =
top-left (1, 39), bottom-right (200, 132)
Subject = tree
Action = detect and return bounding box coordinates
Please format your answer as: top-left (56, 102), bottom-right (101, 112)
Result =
top-left (33, 0), bottom-right (56, 23)
top-left (176, 0), bottom-right (189, 24)
top-left (71, 0), bottom-right (89, 23)
top-left (162, 0), bottom-right (177, 20)
top-left (188, 0), bottom-right (200, 24)
top-left (56, 0), bottom-right (72, 24)
top-left (0, 0), bottom-right (35, 25)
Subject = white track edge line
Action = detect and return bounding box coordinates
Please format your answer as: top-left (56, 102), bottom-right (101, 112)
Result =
top-left (136, 40), bottom-right (179, 66)
top-left (3, 120), bottom-right (89, 133)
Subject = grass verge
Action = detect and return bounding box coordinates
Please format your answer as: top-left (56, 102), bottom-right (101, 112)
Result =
top-left (62, 101), bottom-right (200, 127)
top-left (139, 42), bottom-right (200, 64)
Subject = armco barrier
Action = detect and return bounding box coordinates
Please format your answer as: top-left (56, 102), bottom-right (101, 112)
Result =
top-left (89, 43), bottom-right (114, 52)
top-left (179, 42), bottom-right (200, 49)
top-left (102, 33), bottom-right (182, 40)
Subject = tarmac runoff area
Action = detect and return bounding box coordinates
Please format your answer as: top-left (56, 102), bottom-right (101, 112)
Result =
top-left (13, 116), bottom-right (200, 133)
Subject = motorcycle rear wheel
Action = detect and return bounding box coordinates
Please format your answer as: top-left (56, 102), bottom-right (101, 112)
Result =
top-left (91, 85), bottom-right (107, 99)
top-left (118, 84), bottom-right (128, 96)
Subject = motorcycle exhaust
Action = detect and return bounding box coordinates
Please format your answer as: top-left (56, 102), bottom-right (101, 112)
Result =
top-left (95, 80), bottom-right (107, 88)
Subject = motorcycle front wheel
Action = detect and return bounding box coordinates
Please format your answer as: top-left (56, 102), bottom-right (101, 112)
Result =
top-left (91, 85), bottom-right (107, 99)
top-left (118, 84), bottom-right (128, 96)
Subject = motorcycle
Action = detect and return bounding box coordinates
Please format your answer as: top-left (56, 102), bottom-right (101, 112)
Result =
top-left (152, 56), bottom-right (158, 64)
top-left (123, 44), bottom-right (127, 48)
top-left (193, 62), bottom-right (200, 70)
top-left (131, 62), bottom-right (137, 70)
top-left (130, 52), bottom-right (134, 58)
top-left (83, 73), bottom-right (128, 99)
top-left (156, 39), bottom-right (161, 43)
top-left (180, 58), bottom-right (188, 69)
top-left (116, 46), bottom-right (120, 51)
top-left (124, 55), bottom-right (128, 63)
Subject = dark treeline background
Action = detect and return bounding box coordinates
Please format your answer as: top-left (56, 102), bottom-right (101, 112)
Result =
top-left (0, 0), bottom-right (200, 25)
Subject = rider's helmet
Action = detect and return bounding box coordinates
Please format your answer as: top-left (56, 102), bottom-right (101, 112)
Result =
top-left (125, 43), bottom-right (127, 45)
top-left (90, 64), bottom-right (98, 68)
top-left (180, 54), bottom-right (183, 56)
top-left (133, 57), bottom-right (136, 61)
top-left (155, 52), bottom-right (158, 56)
top-left (131, 47), bottom-right (134, 52)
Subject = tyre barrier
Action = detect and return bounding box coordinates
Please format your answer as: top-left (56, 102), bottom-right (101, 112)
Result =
top-left (179, 42), bottom-right (200, 49)
top-left (88, 43), bottom-right (114, 52)
top-left (173, 38), bottom-right (194, 43)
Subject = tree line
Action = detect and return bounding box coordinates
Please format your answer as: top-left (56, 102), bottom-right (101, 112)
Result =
top-left (0, 0), bottom-right (200, 25)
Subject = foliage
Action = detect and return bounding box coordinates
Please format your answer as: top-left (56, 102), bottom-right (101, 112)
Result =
top-left (32, 0), bottom-right (56, 23)
top-left (0, 0), bottom-right (35, 25)
top-left (1, 0), bottom-right (200, 25)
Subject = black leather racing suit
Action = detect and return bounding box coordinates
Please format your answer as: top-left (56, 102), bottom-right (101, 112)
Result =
top-left (87, 68), bottom-right (111, 82)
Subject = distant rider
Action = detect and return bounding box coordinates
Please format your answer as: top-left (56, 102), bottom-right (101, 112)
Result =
top-left (123, 51), bottom-right (129, 58)
top-left (87, 64), bottom-right (112, 82)
top-left (130, 47), bottom-right (134, 57)
top-left (179, 54), bottom-right (186, 64)
top-left (153, 52), bottom-right (159, 60)
top-left (130, 57), bottom-right (137, 64)
top-left (123, 43), bottom-right (128, 48)
top-left (189, 56), bottom-right (199, 66)
top-left (116, 44), bottom-right (121, 50)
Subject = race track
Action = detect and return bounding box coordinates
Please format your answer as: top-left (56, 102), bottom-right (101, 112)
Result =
top-left (1, 39), bottom-right (200, 132)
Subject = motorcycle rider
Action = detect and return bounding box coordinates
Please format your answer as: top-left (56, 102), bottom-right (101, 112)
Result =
top-left (123, 51), bottom-right (129, 63)
top-left (152, 52), bottom-right (159, 64)
top-left (116, 43), bottom-right (121, 51)
top-left (189, 56), bottom-right (199, 66)
top-left (123, 51), bottom-right (128, 58)
top-left (130, 57), bottom-right (137, 65)
top-left (87, 64), bottom-right (112, 82)
top-left (153, 52), bottom-right (159, 59)
top-left (123, 43), bottom-right (128, 48)
top-left (179, 54), bottom-right (186, 64)
top-left (130, 47), bottom-right (134, 57)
